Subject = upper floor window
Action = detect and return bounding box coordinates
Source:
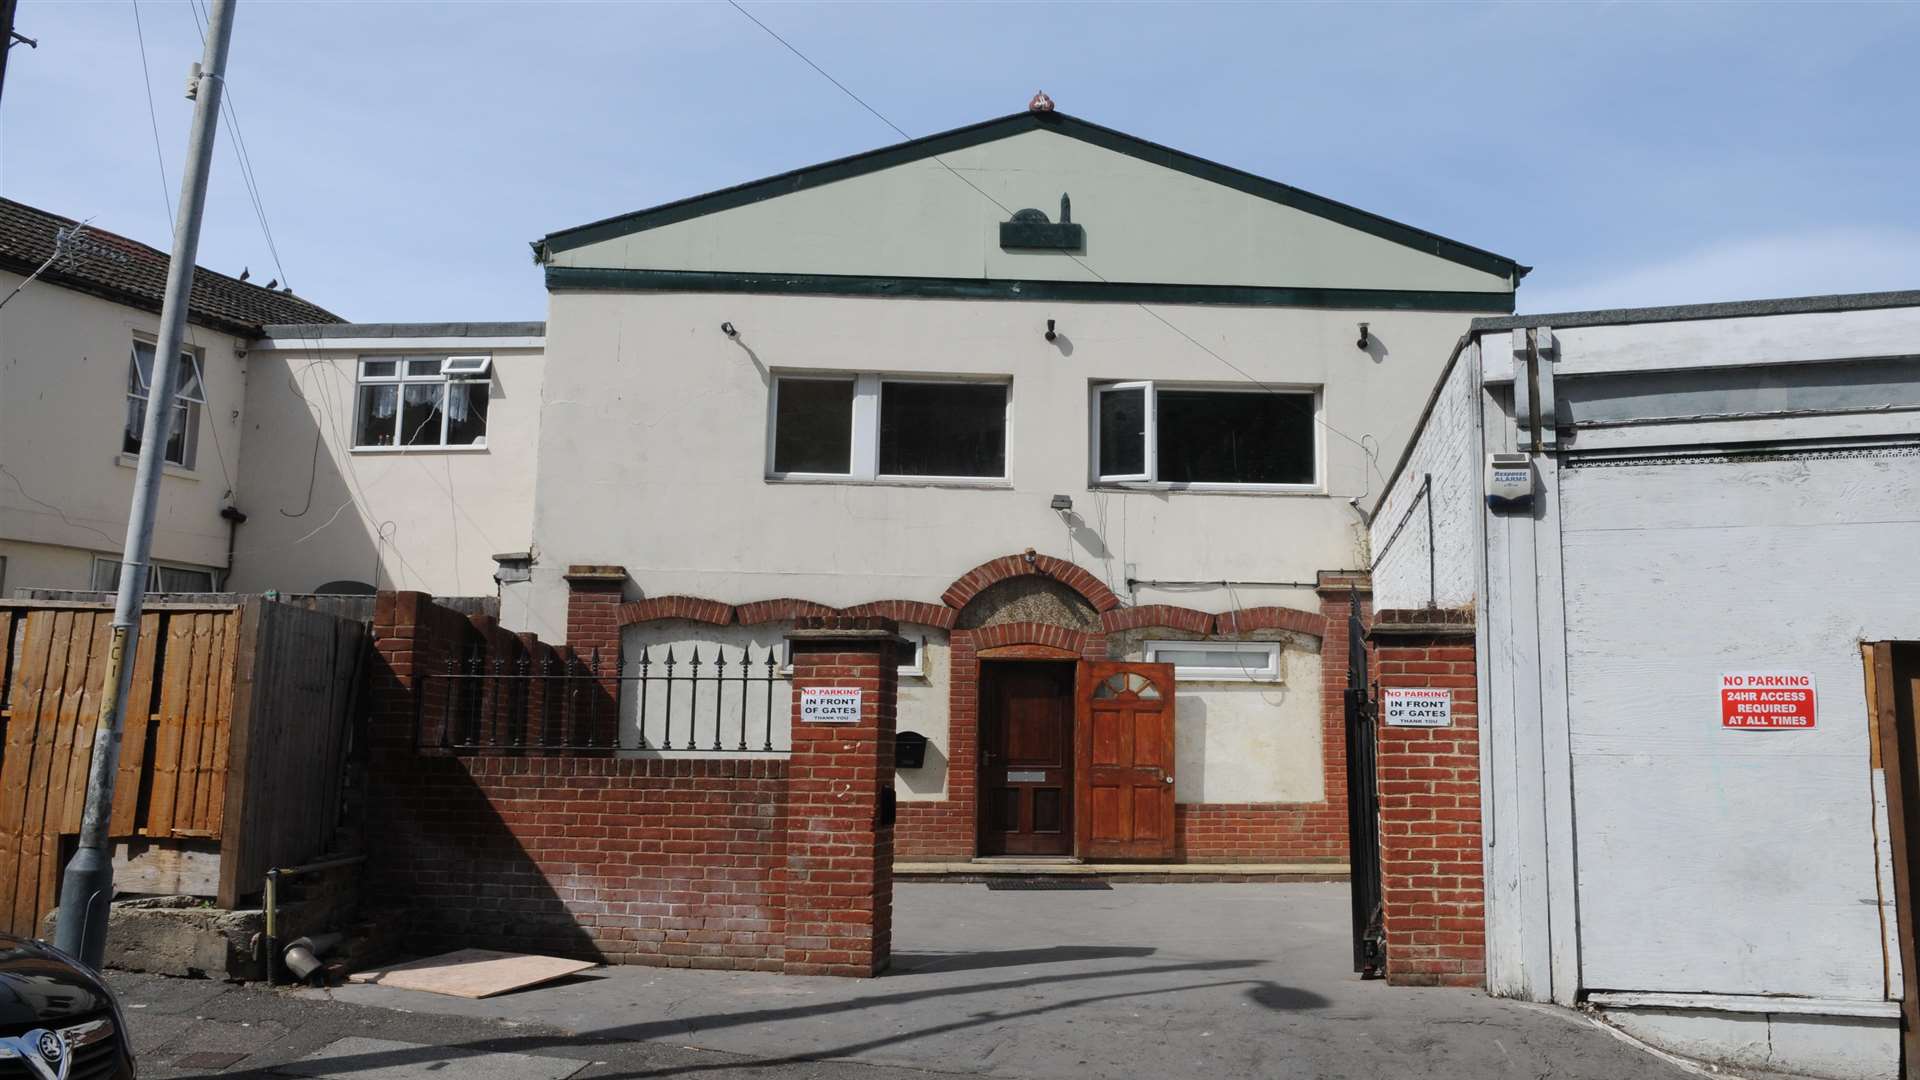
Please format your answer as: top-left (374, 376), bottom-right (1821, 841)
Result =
top-left (769, 373), bottom-right (1009, 482)
top-left (125, 341), bottom-right (205, 469)
top-left (1093, 382), bottom-right (1318, 490)
top-left (354, 355), bottom-right (492, 448)
top-left (91, 556), bottom-right (216, 593)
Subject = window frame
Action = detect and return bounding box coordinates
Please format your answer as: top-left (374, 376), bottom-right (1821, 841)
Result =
top-left (352, 353), bottom-right (493, 451)
top-left (1089, 380), bottom-right (1323, 493)
top-left (1144, 639), bottom-right (1284, 682)
top-left (90, 556), bottom-right (219, 594)
top-left (125, 340), bottom-right (205, 470)
top-left (766, 372), bottom-right (1012, 485)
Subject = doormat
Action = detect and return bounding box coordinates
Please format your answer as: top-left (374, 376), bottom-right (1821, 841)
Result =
top-left (984, 877), bottom-right (1113, 890)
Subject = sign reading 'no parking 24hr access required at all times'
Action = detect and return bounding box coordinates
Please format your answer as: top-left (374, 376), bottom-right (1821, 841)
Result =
top-left (1721, 672), bottom-right (1816, 730)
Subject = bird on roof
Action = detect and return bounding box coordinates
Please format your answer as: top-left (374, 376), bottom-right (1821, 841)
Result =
top-left (264, 278), bottom-right (277, 290)
top-left (238, 267), bottom-right (249, 281)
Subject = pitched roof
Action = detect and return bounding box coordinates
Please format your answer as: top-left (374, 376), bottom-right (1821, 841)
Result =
top-left (534, 110), bottom-right (1527, 281)
top-left (0, 198), bottom-right (344, 335)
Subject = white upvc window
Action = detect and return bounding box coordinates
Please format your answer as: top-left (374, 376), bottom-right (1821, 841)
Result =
top-left (767, 373), bottom-right (1011, 483)
top-left (1090, 381), bottom-right (1321, 491)
top-left (780, 633), bottom-right (926, 677)
top-left (353, 354), bottom-right (492, 449)
top-left (125, 341), bottom-right (206, 469)
top-left (91, 557), bottom-right (218, 594)
top-left (1145, 639), bottom-right (1283, 682)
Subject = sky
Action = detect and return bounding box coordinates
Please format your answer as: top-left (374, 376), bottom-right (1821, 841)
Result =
top-left (3, 1), bottom-right (1917, 322)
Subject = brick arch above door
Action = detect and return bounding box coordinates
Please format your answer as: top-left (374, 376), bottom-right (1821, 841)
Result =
top-left (941, 553), bottom-right (1121, 614)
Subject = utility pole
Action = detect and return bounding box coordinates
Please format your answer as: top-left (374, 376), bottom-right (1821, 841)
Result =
top-left (54, 0), bottom-right (237, 968)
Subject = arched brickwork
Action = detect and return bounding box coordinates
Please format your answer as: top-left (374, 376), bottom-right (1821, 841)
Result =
top-left (1211, 606), bottom-right (1328, 638)
top-left (617, 596), bottom-right (735, 626)
top-left (1099, 604), bottom-right (1216, 635)
top-left (734, 598), bottom-right (838, 625)
top-left (940, 553), bottom-right (1120, 614)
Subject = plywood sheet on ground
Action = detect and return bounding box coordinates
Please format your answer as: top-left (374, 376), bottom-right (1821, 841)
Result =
top-left (348, 950), bottom-right (596, 998)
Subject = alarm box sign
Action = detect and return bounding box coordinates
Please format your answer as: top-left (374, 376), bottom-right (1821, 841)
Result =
top-left (1382, 688), bottom-right (1453, 728)
top-left (799, 687), bottom-right (862, 725)
top-left (1720, 672), bottom-right (1816, 730)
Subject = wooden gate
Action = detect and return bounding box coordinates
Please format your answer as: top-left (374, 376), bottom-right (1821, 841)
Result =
top-left (0, 598), bottom-right (364, 935)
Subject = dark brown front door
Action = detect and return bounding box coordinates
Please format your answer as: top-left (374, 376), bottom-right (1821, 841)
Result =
top-left (1076, 661), bottom-right (1177, 860)
top-left (979, 661), bottom-right (1075, 856)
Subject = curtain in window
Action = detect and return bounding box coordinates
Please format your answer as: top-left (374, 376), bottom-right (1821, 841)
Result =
top-left (369, 384), bottom-right (399, 419)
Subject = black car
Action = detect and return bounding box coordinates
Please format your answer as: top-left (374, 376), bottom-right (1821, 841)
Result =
top-left (0, 935), bottom-right (136, 1080)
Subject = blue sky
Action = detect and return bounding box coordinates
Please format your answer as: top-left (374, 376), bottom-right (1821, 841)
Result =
top-left (4, 1), bottom-right (1916, 322)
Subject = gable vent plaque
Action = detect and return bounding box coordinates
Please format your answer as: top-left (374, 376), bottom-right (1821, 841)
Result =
top-left (1001, 193), bottom-right (1085, 251)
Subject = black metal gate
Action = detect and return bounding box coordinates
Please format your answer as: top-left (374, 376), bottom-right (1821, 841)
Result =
top-left (1344, 603), bottom-right (1386, 976)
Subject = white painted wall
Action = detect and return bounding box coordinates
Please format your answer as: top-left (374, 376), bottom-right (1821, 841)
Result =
top-left (1560, 451), bottom-right (1915, 999)
top-left (227, 342), bottom-right (543, 596)
top-left (552, 128), bottom-right (1514, 295)
top-left (1369, 336), bottom-right (1480, 611)
top-left (0, 272), bottom-right (247, 590)
top-left (517, 291), bottom-right (1476, 642)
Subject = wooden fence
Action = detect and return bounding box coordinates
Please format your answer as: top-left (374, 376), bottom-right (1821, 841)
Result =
top-left (0, 598), bottom-right (365, 935)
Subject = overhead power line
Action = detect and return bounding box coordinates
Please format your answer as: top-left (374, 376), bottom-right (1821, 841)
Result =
top-left (722, 0), bottom-right (1380, 467)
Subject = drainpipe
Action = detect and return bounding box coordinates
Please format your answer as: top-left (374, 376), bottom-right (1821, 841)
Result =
top-left (220, 504), bottom-right (247, 588)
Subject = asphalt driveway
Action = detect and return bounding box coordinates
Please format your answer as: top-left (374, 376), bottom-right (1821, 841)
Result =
top-left (293, 881), bottom-right (1698, 1079)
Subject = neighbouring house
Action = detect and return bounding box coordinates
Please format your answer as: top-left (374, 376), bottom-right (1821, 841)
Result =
top-left (0, 198), bottom-right (342, 595)
top-left (0, 199), bottom-right (543, 601)
top-left (1367, 291), bottom-right (1920, 1079)
top-left (510, 108), bottom-right (1528, 865)
top-left (226, 321), bottom-right (545, 597)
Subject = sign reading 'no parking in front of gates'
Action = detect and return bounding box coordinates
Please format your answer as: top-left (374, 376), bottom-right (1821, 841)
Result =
top-left (799, 687), bottom-right (862, 724)
top-left (1721, 672), bottom-right (1816, 730)
top-left (1383, 688), bottom-right (1453, 728)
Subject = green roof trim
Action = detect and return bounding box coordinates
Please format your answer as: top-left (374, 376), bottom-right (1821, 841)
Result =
top-left (545, 266), bottom-right (1517, 313)
top-left (533, 112), bottom-right (1527, 282)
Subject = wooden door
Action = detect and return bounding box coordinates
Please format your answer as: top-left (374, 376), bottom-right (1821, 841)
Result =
top-left (979, 661), bottom-right (1075, 856)
top-left (1076, 662), bottom-right (1176, 860)
top-left (1868, 642), bottom-right (1920, 1079)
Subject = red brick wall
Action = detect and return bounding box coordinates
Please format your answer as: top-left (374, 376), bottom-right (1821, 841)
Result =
top-left (370, 754), bottom-right (789, 969)
top-left (367, 592), bottom-right (897, 976)
top-left (785, 616), bottom-right (898, 976)
top-left (1369, 609), bottom-right (1484, 988)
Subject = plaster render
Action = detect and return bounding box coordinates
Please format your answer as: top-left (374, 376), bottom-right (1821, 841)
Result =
top-left (517, 291), bottom-right (1472, 643)
top-left (226, 342), bottom-right (543, 596)
top-left (551, 128), bottom-right (1513, 295)
top-left (0, 271), bottom-right (247, 589)
top-left (620, 620), bottom-right (950, 801)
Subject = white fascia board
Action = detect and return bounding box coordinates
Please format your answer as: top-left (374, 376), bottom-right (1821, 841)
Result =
top-left (1481, 306), bottom-right (1920, 384)
top-left (1588, 991), bottom-right (1901, 1020)
top-left (250, 336), bottom-right (544, 352)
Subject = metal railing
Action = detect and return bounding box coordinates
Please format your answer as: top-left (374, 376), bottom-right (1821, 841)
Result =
top-left (419, 645), bottom-right (791, 754)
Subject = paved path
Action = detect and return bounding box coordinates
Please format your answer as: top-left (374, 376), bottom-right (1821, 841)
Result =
top-left (189, 881), bottom-right (1704, 1080)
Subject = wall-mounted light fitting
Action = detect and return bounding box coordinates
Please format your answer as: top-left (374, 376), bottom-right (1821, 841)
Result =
top-left (1356, 322), bottom-right (1370, 351)
top-left (1050, 494), bottom-right (1073, 512)
top-left (1045, 319), bottom-right (1057, 342)
top-left (721, 322), bottom-right (738, 338)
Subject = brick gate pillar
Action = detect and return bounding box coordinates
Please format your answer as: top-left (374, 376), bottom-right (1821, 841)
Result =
top-left (564, 565), bottom-right (627, 750)
top-left (784, 615), bottom-right (900, 976)
top-left (1369, 608), bottom-right (1484, 988)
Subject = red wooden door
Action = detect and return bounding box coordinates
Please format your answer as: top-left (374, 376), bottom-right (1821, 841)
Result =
top-left (1076, 662), bottom-right (1177, 860)
top-left (979, 661), bottom-right (1076, 856)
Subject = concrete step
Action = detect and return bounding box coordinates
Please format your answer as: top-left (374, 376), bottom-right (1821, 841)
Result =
top-left (895, 860), bottom-right (1349, 883)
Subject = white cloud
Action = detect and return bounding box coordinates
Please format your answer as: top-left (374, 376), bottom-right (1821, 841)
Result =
top-left (1519, 227), bottom-right (1920, 314)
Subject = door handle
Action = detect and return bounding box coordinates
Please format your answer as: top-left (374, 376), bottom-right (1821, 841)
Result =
top-left (1163, 775), bottom-right (1174, 784)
